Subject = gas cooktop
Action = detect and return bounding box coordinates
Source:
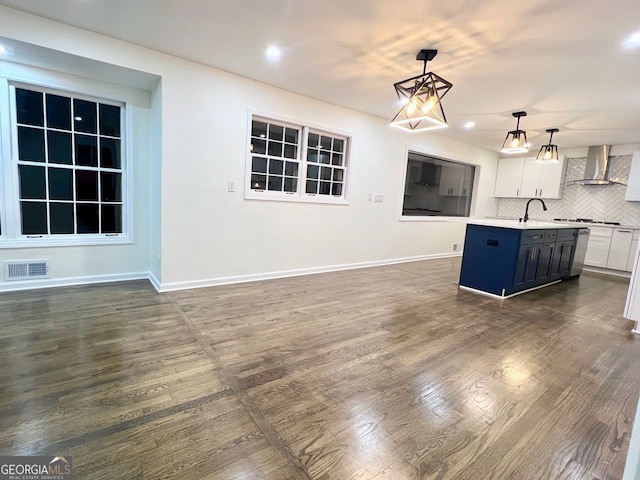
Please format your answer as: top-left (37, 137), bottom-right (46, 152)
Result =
top-left (553, 218), bottom-right (621, 226)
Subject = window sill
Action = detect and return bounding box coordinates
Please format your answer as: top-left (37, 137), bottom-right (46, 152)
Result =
top-left (245, 192), bottom-right (349, 205)
top-left (0, 235), bottom-right (133, 249)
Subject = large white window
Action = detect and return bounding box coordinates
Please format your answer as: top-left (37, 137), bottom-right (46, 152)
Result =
top-left (402, 150), bottom-right (475, 218)
top-left (0, 82), bottom-right (129, 246)
top-left (246, 115), bottom-right (349, 203)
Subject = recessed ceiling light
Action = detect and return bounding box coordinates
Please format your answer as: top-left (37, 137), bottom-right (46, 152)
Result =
top-left (265, 45), bottom-right (282, 62)
top-left (624, 31), bottom-right (640, 48)
top-left (463, 121), bottom-right (475, 129)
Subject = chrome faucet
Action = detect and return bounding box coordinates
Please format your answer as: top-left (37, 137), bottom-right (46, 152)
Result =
top-left (522, 198), bottom-right (548, 222)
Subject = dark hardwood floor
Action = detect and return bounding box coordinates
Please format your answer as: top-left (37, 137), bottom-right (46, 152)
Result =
top-left (1, 258), bottom-right (639, 479)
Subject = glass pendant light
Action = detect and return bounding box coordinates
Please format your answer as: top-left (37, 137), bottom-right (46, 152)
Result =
top-left (500, 111), bottom-right (529, 154)
top-left (536, 128), bottom-right (559, 164)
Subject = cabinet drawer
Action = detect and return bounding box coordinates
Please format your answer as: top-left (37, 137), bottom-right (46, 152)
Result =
top-left (589, 226), bottom-right (613, 238)
top-left (521, 230), bottom-right (546, 245)
top-left (544, 229), bottom-right (558, 243)
top-left (556, 229), bottom-right (577, 241)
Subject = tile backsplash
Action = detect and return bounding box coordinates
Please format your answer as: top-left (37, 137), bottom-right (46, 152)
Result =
top-left (495, 155), bottom-right (640, 225)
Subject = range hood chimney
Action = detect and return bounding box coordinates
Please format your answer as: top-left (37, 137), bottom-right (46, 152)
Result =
top-left (575, 145), bottom-right (624, 185)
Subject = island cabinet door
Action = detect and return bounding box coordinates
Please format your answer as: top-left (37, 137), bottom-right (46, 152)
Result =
top-left (550, 229), bottom-right (577, 280)
top-left (536, 243), bottom-right (554, 284)
top-left (512, 230), bottom-right (547, 292)
top-left (513, 245), bottom-right (542, 290)
top-left (558, 240), bottom-right (576, 277)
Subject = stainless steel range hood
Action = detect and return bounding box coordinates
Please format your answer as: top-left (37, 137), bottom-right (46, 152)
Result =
top-left (582, 145), bottom-right (612, 185)
top-left (571, 145), bottom-right (625, 186)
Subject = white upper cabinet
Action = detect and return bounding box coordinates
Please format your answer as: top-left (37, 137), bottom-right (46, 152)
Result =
top-left (539, 157), bottom-right (566, 199)
top-left (520, 158), bottom-right (543, 197)
top-left (494, 158), bottom-right (525, 197)
top-left (439, 165), bottom-right (468, 197)
top-left (625, 151), bottom-right (640, 201)
top-left (494, 155), bottom-right (566, 199)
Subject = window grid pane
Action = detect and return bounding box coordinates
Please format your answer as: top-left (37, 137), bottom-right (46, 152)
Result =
top-left (250, 119), bottom-right (301, 195)
top-left (249, 117), bottom-right (348, 200)
top-left (305, 131), bottom-right (347, 197)
top-left (15, 85), bottom-right (124, 236)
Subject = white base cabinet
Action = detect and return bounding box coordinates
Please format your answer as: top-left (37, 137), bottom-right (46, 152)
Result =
top-left (584, 226), bottom-right (640, 272)
top-left (607, 229), bottom-right (635, 270)
top-left (627, 231), bottom-right (640, 271)
top-left (584, 227), bottom-right (613, 268)
top-left (624, 239), bottom-right (640, 334)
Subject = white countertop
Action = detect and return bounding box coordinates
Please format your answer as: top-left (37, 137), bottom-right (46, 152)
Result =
top-left (483, 217), bottom-right (640, 230)
top-left (548, 220), bottom-right (640, 230)
top-left (468, 219), bottom-right (584, 230)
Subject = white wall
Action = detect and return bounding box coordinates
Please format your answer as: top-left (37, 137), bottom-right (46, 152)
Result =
top-left (0, 5), bottom-right (498, 292)
top-left (0, 57), bottom-right (155, 292)
top-left (149, 81), bottom-right (163, 288)
top-left (158, 64), bottom-right (498, 289)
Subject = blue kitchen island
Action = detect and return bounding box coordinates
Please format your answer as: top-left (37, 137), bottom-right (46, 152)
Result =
top-left (459, 220), bottom-right (583, 298)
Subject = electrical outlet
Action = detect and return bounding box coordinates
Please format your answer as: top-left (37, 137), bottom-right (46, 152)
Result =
top-left (452, 242), bottom-right (461, 252)
top-left (374, 194), bottom-right (384, 203)
top-left (228, 181), bottom-right (235, 192)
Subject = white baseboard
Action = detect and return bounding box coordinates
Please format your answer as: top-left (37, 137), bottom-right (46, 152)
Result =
top-left (459, 280), bottom-right (561, 300)
top-left (0, 253), bottom-right (463, 294)
top-left (148, 272), bottom-right (161, 292)
top-left (583, 266), bottom-right (631, 278)
top-left (157, 252), bottom-right (462, 293)
top-left (0, 272), bottom-right (150, 293)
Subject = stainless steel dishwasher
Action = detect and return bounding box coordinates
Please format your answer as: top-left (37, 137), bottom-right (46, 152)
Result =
top-left (570, 228), bottom-right (590, 277)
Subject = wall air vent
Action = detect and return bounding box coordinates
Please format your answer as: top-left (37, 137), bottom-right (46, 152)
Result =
top-left (4, 260), bottom-right (50, 281)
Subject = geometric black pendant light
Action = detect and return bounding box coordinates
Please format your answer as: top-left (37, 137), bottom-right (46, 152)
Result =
top-left (390, 49), bottom-right (453, 132)
top-left (500, 111), bottom-right (529, 154)
top-left (536, 128), bottom-right (560, 164)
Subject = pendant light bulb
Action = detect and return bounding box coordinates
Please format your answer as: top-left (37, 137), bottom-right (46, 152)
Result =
top-left (406, 98), bottom-right (418, 114)
top-left (422, 95), bottom-right (437, 114)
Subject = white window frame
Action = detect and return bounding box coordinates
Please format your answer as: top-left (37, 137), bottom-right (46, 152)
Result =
top-left (244, 111), bottom-right (350, 205)
top-left (0, 77), bottom-right (134, 248)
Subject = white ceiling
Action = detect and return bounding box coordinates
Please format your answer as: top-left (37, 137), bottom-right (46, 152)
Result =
top-left (2, 0), bottom-right (640, 153)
